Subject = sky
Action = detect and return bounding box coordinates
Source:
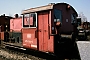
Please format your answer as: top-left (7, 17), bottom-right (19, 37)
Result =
top-left (0, 0), bottom-right (90, 21)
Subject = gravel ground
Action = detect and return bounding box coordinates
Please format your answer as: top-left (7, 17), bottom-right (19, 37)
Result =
top-left (0, 48), bottom-right (46, 60)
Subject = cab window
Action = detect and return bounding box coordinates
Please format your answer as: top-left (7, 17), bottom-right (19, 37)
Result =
top-left (71, 13), bottom-right (76, 23)
top-left (23, 13), bottom-right (37, 28)
top-left (54, 9), bottom-right (62, 23)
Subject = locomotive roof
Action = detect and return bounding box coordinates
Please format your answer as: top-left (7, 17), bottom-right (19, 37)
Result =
top-left (21, 3), bottom-right (77, 15)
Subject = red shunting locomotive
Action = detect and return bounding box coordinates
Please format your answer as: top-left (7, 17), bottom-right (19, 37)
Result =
top-left (0, 3), bottom-right (82, 59)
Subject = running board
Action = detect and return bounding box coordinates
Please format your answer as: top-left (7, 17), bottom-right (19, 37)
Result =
top-left (5, 44), bottom-right (26, 50)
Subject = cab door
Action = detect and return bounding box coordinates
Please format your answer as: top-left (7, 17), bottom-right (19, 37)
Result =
top-left (38, 11), bottom-right (49, 52)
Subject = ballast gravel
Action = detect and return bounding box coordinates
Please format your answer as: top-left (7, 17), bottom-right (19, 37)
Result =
top-left (0, 48), bottom-right (46, 60)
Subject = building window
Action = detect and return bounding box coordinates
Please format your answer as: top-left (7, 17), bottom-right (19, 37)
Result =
top-left (54, 9), bottom-right (62, 23)
top-left (23, 13), bottom-right (37, 28)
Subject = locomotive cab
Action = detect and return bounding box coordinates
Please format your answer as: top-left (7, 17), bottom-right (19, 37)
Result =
top-left (21, 3), bottom-right (81, 59)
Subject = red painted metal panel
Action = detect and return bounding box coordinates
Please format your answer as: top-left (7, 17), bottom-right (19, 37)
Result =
top-left (0, 32), bottom-right (4, 40)
top-left (48, 10), bottom-right (54, 53)
top-left (10, 18), bottom-right (22, 32)
top-left (43, 12), bottom-right (49, 51)
top-left (48, 36), bottom-right (54, 52)
top-left (22, 28), bottom-right (37, 49)
top-left (10, 19), bottom-right (14, 31)
top-left (38, 11), bottom-right (54, 53)
top-left (38, 11), bottom-right (49, 52)
top-left (38, 13), bottom-right (43, 51)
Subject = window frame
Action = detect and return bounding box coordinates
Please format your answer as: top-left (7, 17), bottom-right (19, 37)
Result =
top-left (54, 9), bottom-right (62, 23)
top-left (22, 13), bottom-right (37, 28)
top-left (71, 13), bottom-right (76, 23)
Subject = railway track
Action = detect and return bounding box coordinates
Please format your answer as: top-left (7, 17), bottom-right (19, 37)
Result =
top-left (0, 46), bottom-right (62, 60)
top-left (0, 47), bottom-right (41, 60)
top-left (0, 36), bottom-right (84, 60)
top-left (0, 43), bottom-right (81, 60)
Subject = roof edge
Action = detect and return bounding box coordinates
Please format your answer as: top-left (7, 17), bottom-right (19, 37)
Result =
top-left (21, 4), bottom-right (54, 14)
top-left (21, 2), bottom-right (78, 15)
